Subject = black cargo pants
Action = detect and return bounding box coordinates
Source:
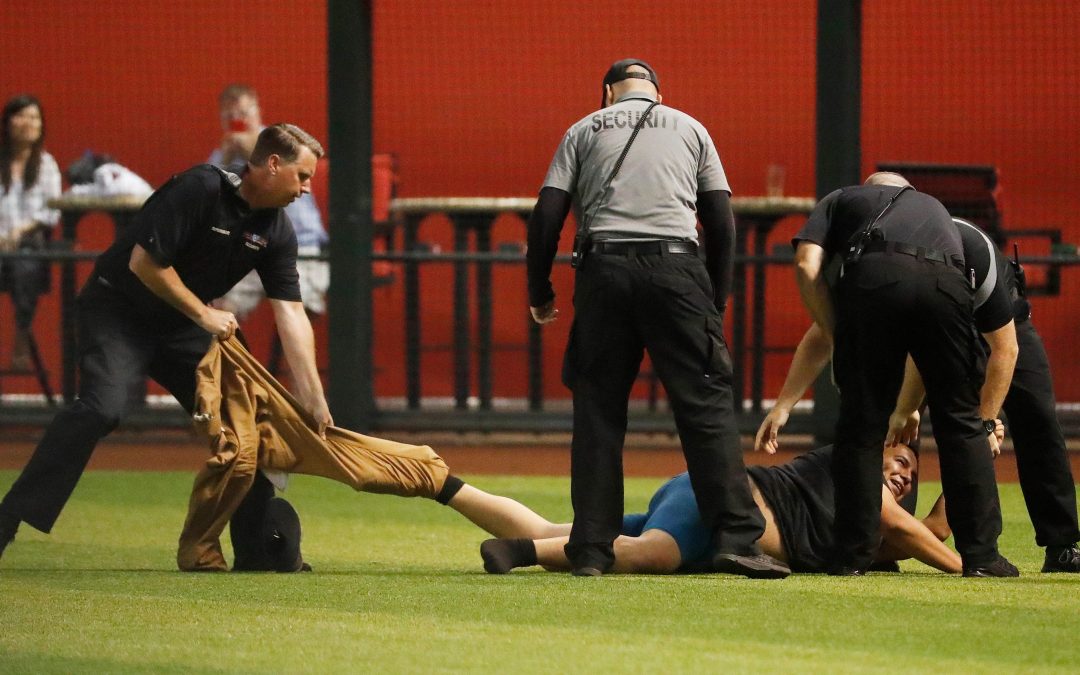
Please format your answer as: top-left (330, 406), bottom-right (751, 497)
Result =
top-left (562, 245), bottom-right (765, 571)
top-left (832, 252), bottom-right (1002, 570)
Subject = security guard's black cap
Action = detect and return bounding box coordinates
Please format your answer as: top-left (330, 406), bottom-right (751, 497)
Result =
top-left (601, 58), bottom-right (660, 107)
top-left (232, 496), bottom-right (307, 573)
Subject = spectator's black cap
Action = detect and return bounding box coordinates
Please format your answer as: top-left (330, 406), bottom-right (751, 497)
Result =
top-left (262, 497), bottom-right (305, 572)
top-left (232, 496), bottom-right (307, 573)
top-left (601, 59), bottom-right (659, 107)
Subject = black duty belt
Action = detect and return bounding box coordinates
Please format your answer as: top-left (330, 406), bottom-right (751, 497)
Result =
top-left (589, 240), bottom-right (697, 256)
top-left (860, 240), bottom-right (964, 270)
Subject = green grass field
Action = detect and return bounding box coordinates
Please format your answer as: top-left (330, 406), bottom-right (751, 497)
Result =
top-left (1, 470), bottom-right (1078, 673)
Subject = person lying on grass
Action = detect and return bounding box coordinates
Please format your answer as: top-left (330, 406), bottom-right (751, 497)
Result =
top-left (441, 443), bottom-right (959, 575)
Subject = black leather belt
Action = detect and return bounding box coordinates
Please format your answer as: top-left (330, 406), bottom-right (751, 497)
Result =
top-left (861, 240), bottom-right (963, 270)
top-left (589, 240), bottom-right (697, 256)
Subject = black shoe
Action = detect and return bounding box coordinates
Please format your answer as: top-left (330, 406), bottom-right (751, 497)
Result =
top-left (963, 555), bottom-right (1020, 577)
top-left (828, 565), bottom-right (866, 576)
top-left (0, 511), bottom-right (18, 560)
top-left (713, 552), bottom-right (790, 579)
top-left (866, 560), bottom-right (901, 573)
top-left (572, 566), bottom-right (603, 577)
top-left (1042, 545), bottom-right (1080, 573)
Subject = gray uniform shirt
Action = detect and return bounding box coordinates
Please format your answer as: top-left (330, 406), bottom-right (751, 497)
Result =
top-left (541, 92), bottom-right (730, 242)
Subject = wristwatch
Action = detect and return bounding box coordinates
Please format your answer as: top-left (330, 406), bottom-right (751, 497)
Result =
top-left (982, 419), bottom-right (997, 434)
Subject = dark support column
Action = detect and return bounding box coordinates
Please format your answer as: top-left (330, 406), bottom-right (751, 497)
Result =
top-left (474, 218), bottom-right (493, 410)
top-left (527, 320), bottom-right (543, 411)
top-left (60, 212), bottom-right (80, 403)
top-left (524, 209), bottom-right (543, 412)
top-left (452, 219), bottom-right (471, 410)
top-left (814, 0), bottom-right (862, 444)
top-left (327, 0), bottom-right (374, 430)
top-left (750, 220), bottom-right (771, 413)
top-left (730, 225), bottom-right (748, 414)
top-left (403, 215), bottom-right (422, 409)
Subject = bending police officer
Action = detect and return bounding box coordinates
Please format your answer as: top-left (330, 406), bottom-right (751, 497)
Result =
top-left (791, 171), bottom-right (1017, 576)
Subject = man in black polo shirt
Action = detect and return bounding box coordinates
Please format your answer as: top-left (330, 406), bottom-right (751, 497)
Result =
top-left (791, 171), bottom-right (1017, 577)
top-left (0, 124), bottom-right (331, 561)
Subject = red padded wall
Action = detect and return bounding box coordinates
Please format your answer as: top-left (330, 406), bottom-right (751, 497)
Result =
top-left (1, 1), bottom-right (1077, 404)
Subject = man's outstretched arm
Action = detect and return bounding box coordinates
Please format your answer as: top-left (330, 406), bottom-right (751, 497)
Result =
top-left (754, 322), bottom-right (832, 453)
top-left (876, 486), bottom-right (962, 573)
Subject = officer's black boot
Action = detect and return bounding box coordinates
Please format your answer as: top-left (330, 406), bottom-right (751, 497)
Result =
top-left (1042, 545), bottom-right (1080, 573)
top-left (0, 509), bottom-right (19, 560)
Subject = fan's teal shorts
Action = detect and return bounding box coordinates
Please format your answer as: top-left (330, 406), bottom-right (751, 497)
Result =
top-left (622, 473), bottom-right (713, 569)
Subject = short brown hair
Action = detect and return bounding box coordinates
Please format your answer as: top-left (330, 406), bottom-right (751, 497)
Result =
top-left (218, 83), bottom-right (258, 108)
top-left (249, 123), bottom-right (324, 165)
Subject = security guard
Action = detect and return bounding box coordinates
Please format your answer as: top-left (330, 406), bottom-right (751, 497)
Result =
top-left (0, 124), bottom-right (332, 561)
top-left (526, 59), bottom-right (787, 578)
top-left (953, 217), bottom-right (1080, 572)
top-left (792, 171), bottom-right (1017, 576)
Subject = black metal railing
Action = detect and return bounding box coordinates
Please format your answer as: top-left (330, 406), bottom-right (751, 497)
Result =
top-left (3, 224), bottom-right (1080, 436)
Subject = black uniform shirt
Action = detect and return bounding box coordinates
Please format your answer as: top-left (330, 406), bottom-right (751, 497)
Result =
top-left (794, 185), bottom-right (963, 261)
top-left (953, 217), bottom-right (1014, 333)
top-left (748, 447), bottom-right (838, 573)
top-left (92, 165), bottom-right (300, 327)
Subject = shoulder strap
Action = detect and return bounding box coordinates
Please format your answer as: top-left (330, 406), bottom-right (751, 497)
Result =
top-left (209, 164), bottom-right (243, 189)
top-left (845, 185), bottom-right (912, 261)
top-left (859, 185), bottom-right (911, 242)
top-left (579, 100), bottom-right (660, 237)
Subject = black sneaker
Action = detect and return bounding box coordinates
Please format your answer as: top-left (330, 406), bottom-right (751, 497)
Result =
top-left (713, 552), bottom-right (791, 579)
top-left (866, 560), bottom-right (901, 573)
top-left (1042, 546), bottom-right (1080, 573)
top-left (828, 565), bottom-right (867, 576)
top-left (571, 566), bottom-right (603, 577)
top-left (962, 555), bottom-right (1020, 577)
top-left (0, 511), bottom-right (18, 560)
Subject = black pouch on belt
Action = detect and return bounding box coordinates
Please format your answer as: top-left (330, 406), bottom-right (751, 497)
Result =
top-left (570, 233), bottom-right (590, 269)
top-left (845, 185), bottom-right (912, 266)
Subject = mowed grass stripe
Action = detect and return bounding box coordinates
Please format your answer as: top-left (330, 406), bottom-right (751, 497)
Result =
top-left (2, 579), bottom-right (1073, 673)
top-left (1, 471), bottom-right (1078, 673)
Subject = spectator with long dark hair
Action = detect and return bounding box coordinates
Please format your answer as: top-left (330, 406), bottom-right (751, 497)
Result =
top-left (0, 94), bottom-right (61, 370)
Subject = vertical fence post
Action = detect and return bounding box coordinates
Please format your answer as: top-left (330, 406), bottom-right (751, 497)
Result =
top-left (814, 0), bottom-right (862, 444)
top-left (327, 0), bottom-right (374, 429)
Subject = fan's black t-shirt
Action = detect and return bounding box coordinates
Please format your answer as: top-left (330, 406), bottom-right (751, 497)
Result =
top-left (91, 165), bottom-right (300, 329)
top-left (748, 446), bottom-right (839, 573)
